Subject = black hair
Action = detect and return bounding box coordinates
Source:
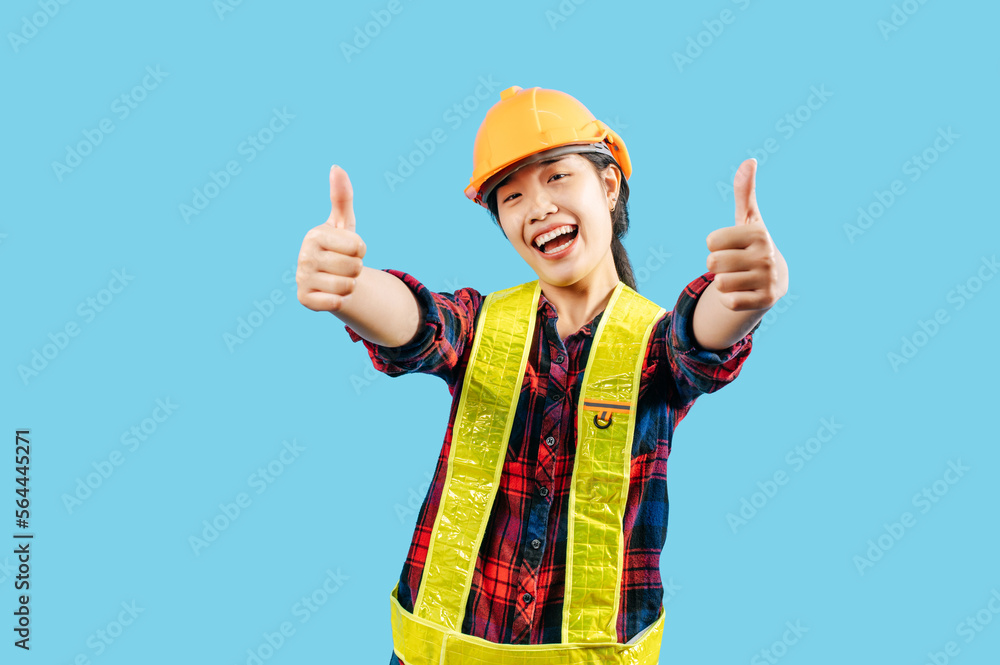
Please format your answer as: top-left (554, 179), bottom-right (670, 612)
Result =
top-left (484, 151), bottom-right (637, 292)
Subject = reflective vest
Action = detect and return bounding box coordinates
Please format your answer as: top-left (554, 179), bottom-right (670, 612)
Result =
top-left (390, 279), bottom-right (668, 664)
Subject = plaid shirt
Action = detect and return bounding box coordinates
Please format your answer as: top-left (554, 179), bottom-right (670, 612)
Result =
top-left (344, 269), bottom-right (756, 663)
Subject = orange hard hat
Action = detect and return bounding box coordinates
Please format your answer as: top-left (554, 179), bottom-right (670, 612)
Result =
top-left (464, 85), bottom-right (632, 208)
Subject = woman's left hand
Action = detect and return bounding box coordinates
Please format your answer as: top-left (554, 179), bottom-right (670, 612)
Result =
top-left (704, 158), bottom-right (789, 311)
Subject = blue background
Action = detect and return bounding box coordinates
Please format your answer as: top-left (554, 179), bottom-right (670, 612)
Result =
top-left (3, 0), bottom-right (998, 663)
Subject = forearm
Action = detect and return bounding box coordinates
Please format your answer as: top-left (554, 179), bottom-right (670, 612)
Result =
top-left (332, 266), bottom-right (423, 348)
top-left (691, 279), bottom-right (766, 351)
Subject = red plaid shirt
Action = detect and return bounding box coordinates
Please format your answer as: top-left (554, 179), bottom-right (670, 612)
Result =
top-left (344, 269), bottom-right (756, 662)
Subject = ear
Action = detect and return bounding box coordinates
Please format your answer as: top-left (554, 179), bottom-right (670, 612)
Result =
top-left (602, 163), bottom-right (622, 203)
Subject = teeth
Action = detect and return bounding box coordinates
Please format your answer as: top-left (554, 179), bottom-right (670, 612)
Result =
top-left (545, 237), bottom-right (574, 254)
top-left (533, 225), bottom-right (575, 248)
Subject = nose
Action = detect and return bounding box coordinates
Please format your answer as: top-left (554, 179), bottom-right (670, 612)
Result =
top-left (526, 186), bottom-right (557, 223)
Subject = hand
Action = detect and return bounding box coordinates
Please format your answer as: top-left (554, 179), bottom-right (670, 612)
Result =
top-left (705, 158), bottom-right (789, 311)
top-left (296, 165), bottom-right (367, 313)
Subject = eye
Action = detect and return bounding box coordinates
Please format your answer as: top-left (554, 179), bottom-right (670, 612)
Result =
top-left (502, 173), bottom-right (568, 204)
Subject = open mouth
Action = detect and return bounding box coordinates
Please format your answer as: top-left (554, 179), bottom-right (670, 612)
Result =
top-left (534, 227), bottom-right (579, 258)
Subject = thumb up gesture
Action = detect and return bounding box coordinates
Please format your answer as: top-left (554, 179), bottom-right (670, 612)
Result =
top-left (705, 159), bottom-right (789, 311)
top-left (296, 165), bottom-right (367, 313)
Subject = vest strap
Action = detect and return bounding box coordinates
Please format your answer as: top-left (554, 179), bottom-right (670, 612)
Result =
top-left (563, 283), bottom-right (665, 642)
top-left (412, 281), bottom-right (541, 629)
top-left (392, 582), bottom-right (665, 665)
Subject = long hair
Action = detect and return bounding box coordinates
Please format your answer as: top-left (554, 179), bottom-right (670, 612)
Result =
top-left (484, 151), bottom-right (637, 292)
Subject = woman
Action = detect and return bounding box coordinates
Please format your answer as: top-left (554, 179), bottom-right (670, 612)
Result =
top-left (297, 85), bottom-right (788, 664)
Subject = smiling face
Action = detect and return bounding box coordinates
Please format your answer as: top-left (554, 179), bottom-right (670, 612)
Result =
top-left (494, 152), bottom-right (621, 290)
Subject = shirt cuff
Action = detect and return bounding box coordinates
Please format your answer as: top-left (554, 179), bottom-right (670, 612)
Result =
top-left (670, 271), bottom-right (759, 365)
top-left (343, 268), bottom-right (442, 364)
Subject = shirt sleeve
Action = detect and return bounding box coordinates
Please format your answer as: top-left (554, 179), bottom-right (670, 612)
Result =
top-left (343, 268), bottom-right (483, 390)
top-left (659, 270), bottom-right (758, 408)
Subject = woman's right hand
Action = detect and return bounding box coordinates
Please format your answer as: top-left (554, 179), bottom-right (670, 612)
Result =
top-left (296, 165), bottom-right (367, 313)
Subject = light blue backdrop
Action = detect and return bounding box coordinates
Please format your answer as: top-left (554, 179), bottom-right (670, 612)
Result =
top-left (3, 1), bottom-right (998, 663)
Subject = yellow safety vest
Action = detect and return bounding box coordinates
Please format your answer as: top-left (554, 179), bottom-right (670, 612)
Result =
top-left (390, 279), bottom-right (668, 664)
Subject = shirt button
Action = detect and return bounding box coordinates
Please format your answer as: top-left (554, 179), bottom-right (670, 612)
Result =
top-left (531, 538), bottom-right (542, 549)
top-left (555, 354), bottom-right (565, 364)
top-left (523, 592), bottom-right (533, 603)
top-left (539, 486), bottom-right (549, 497)
top-left (544, 436), bottom-right (555, 447)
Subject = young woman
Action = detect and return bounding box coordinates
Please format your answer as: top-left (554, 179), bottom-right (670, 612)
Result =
top-left (297, 85), bottom-right (788, 664)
